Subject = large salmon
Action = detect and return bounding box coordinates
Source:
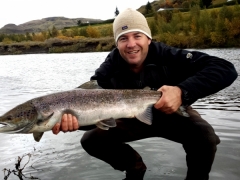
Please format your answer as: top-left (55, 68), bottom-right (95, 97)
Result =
top-left (0, 89), bottom-right (164, 142)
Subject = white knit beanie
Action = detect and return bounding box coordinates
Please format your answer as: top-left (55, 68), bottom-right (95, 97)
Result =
top-left (113, 8), bottom-right (152, 43)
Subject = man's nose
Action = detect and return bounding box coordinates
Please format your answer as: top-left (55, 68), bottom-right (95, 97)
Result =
top-left (126, 37), bottom-right (136, 47)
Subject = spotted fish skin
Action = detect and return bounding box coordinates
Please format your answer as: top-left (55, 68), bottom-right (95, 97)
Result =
top-left (0, 89), bottom-right (162, 142)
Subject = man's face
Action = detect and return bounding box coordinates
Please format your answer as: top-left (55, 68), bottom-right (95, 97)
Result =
top-left (117, 31), bottom-right (151, 72)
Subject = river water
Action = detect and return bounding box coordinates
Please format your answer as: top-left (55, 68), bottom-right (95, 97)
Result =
top-left (0, 49), bottom-right (239, 180)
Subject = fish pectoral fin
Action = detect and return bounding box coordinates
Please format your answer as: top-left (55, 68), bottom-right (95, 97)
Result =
top-left (33, 132), bottom-right (44, 142)
top-left (41, 112), bottom-right (54, 121)
top-left (100, 118), bottom-right (116, 127)
top-left (37, 112), bottom-right (54, 126)
top-left (135, 105), bottom-right (153, 125)
top-left (176, 106), bottom-right (190, 117)
top-left (96, 122), bottom-right (109, 130)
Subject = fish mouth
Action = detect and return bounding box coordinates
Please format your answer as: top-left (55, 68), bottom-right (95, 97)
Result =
top-left (0, 122), bottom-right (22, 133)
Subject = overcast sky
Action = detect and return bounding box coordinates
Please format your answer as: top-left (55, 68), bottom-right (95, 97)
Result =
top-left (0, 0), bottom-right (155, 28)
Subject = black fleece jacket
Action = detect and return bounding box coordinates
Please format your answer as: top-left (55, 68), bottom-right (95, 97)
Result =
top-left (91, 42), bottom-right (238, 106)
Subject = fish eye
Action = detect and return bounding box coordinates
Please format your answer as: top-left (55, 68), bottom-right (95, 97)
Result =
top-left (6, 116), bottom-right (13, 120)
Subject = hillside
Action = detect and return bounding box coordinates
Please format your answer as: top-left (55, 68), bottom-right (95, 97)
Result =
top-left (0, 0), bottom-right (160, 35)
top-left (0, 17), bottom-right (103, 34)
top-left (0, 0), bottom-right (235, 35)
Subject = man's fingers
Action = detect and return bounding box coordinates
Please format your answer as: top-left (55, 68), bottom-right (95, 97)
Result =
top-left (154, 94), bottom-right (164, 110)
top-left (61, 114), bottom-right (69, 132)
top-left (53, 114), bottom-right (79, 134)
top-left (52, 123), bottom-right (60, 135)
top-left (67, 114), bottom-right (73, 131)
top-left (72, 115), bottom-right (79, 130)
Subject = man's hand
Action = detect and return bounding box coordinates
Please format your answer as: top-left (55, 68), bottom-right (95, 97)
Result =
top-left (52, 114), bottom-right (79, 135)
top-left (154, 85), bottom-right (182, 114)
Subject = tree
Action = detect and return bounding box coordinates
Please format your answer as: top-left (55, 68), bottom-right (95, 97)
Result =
top-left (77, 20), bottom-right (82, 26)
top-left (72, 27), bottom-right (79, 36)
top-left (86, 26), bottom-right (100, 38)
top-left (61, 29), bottom-right (68, 36)
top-left (79, 27), bottom-right (88, 37)
top-left (146, 1), bottom-right (153, 14)
top-left (182, 1), bottom-right (190, 8)
top-left (115, 7), bottom-right (119, 17)
top-left (41, 31), bottom-right (48, 40)
top-left (25, 32), bottom-right (32, 41)
top-left (165, 0), bottom-right (173, 8)
top-left (0, 34), bottom-right (6, 42)
top-left (201, 0), bottom-right (212, 8)
top-left (51, 26), bottom-right (59, 37)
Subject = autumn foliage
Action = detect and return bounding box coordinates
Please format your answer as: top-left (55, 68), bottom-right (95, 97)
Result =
top-left (149, 4), bottom-right (240, 48)
top-left (0, 4), bottom-right (240, 49)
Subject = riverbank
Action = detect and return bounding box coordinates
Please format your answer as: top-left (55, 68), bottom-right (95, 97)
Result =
top-left (1, 4), bottom-right (240, 55)
top-left (0, 37), bottom-right (116, 55)
top-left (1, 36), bottom-right (240, 56)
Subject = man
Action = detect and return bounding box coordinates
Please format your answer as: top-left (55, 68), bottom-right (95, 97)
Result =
top-left (52, 8), bottom-right (238, 180)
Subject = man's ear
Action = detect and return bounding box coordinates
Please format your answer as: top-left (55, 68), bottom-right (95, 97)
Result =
top-left (148, 38), bottom-right (151, 45)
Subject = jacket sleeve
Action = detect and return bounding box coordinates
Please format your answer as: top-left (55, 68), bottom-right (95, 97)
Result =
top-left (90, 49), bottom-right (118, 89)
top-left (158, 43), bottom-right (238, 105)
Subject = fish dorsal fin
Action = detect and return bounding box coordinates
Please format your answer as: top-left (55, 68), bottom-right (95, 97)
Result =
top-left (33, 132), bottom-right (44, 142)
top-left (100, 118), bottom-right (116, 127)
top-left (135, 105), bottom-right (153, 125)
top-left (77, 80), bottom-right (103, 89)
top-left (143, 86), bottom-right (151, 90)
top-left (96, 122), bottom-right (109, 130)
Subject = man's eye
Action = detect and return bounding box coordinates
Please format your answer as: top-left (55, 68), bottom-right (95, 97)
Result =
top-left (119, 37), bottom-right (126, 41)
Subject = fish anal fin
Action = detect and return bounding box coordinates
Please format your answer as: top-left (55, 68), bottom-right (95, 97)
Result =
top-left (135, 105), bottom-right (153, 125)
top-left (96, 122), bottom-right (109, 130)
top-left (33, 132), bottom-right (44, 142)
top-left (100, 118), bottom-right (116, 127)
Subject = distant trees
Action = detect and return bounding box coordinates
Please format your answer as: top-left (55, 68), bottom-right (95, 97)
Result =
top-left (145, 1), bottom-right (153, 14)
top-left (159, 0), bottom-right (212, 9)
top-left (115, 7), bottom-right (119, 17)
top-left (77, 20), bottom-right (82, 26)
top-left (0, 34), bottom-right (5, 42)
top-left (86, 26), bottom-right (100, 38)
top-left (197, 0), bottom-right (212, 8)
top-left (164, 0), bottom-right (173, 8)
top-left (201, 0), bottom-right (212, 8)
top-left (25, 32), bottom-right (32, 41)
top-left (51, 26), bottom-right (59, 37)
top-left (0, 4), bottom-right (240, 49)
top-left (182, 1), bottom-right (190, 8)
top-left (149, 4), bottom-right (240, 48)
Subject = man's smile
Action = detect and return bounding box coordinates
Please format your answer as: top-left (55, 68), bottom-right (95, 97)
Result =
top-left (127, 50), bottom-right (139, 54)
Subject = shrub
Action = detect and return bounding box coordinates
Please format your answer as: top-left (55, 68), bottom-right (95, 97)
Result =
top-left (2, 38), bottom-right (13, 44)
top-left (86, 26), bottom-right (100, 38)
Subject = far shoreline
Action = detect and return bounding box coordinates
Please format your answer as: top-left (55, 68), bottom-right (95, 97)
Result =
top-left (1, 37), bottom-right (239, 56)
